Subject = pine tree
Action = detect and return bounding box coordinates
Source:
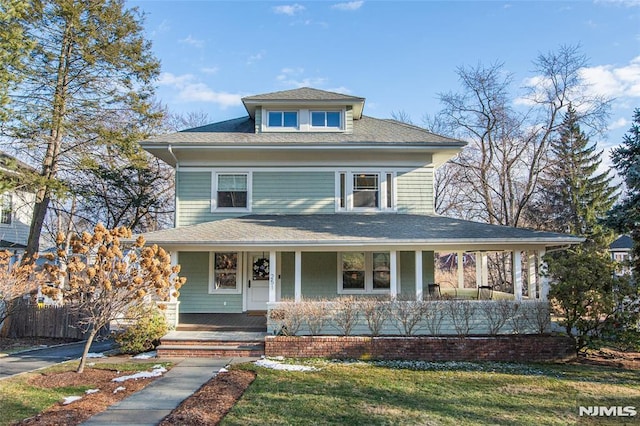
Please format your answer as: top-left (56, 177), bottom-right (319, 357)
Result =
top-left (543, 104), bottom-right (617, 247)
top-left (5, 0), bottom-right (161, 260)
top-left (608, 109), bottom-right (640, 274)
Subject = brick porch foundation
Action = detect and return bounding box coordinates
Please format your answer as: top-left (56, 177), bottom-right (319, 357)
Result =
top-left (265, 335), bottom-right (576, 362)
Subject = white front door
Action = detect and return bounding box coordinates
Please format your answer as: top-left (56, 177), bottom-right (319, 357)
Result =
top-left (247, 252), bottom-right (270, 311)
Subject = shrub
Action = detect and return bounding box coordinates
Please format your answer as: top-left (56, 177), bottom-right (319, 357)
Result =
top-left (114, 305), bottom-right (168, 354)
top-left (332, 296), bottom-right (360, 336)
top-left (361, 297), bottom-right (390, 336)
top-left (391, 297), bottom-right (425, 336)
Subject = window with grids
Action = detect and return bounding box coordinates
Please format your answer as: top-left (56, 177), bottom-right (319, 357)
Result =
top-left (0, 194), bottom-right (12, 225)
top-left (210, 252), bottom-right (240, 293)
top-left (311, 111), bottom-right (341, 128)
top-left (340, 252), bottom-right (391, 293)
top-left (267, 111), bottom-right (298, 128)
top-left (216, 174), bottom-right (248, 209)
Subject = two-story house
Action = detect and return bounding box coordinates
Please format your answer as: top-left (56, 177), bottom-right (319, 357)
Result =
top-left (0, 152), bottom-right (35, 258)
top-left (139, 88), bottom-right (581, 324)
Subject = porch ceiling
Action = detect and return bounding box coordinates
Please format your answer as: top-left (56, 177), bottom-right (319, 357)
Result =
top-left (136, 214), bottom-right (583, 251)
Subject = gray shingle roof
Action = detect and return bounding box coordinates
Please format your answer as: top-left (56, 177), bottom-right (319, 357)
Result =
top-left (145, 115), bottom-right (463, 146)
top-left (242, 87), bottom-right (364, 102)
top-left (610, 235), bottom-right (633, 250)
top-left (137, 214), bottom-right (582, 248)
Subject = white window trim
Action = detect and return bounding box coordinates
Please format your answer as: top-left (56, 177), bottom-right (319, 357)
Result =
top-left (335, 171), bottom-right (397, 213)
top-left (211, 172), bottom-right (252, 212)
top-left (309, 109), bottom-right (344, 131)
top-left (0, 193), bottom-right (12, 225)
top-left (337, 252), bottom-right (397, 295)
top-left (209, 251), bottom-right (243, 294)
top-left (264, 110), bottom-right (300, 132)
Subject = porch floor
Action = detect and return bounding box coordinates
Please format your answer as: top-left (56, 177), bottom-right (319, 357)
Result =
top-left (177, 313), bottom-right (267, 332)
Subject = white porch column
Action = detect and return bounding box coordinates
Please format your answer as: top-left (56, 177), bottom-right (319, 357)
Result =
top-left (457, 251), bottom-right (465, 289)
top-left (269, 250), bottom-right (277, 303)
top-left (538, 249), bottom-right (549, 300)
top-left (512, 251), bottom-right (523, 301)
top-left (481, 253), bottom-right (488, 287)
top-left (390, 250), bottom-right (398, 298)
top-left (475, 252), bottom-right (482, 287)
top-left (294, 250), bottom-right (302, 302)
top-left (527, 252), bottom-right (537, 299)
top-left (415, 250), bottom-right (423, 300)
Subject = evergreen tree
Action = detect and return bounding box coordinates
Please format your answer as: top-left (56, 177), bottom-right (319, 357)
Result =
top-left (542, 104), bottom-right (617, 246)
top-left (4, 0), bottom-right (161, 260)
top-left (543, 106), bottom-right (630, 352)
top-left (608, 109), bottom-right (640, 275)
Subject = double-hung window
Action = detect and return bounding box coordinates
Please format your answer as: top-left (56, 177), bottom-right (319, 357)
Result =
top-left (213, 173), bottom-right (250, 211)
top-left (0, 193), bottom-right (12, 225)
top-left (339, 252), bottom-right (391, 294)
top-left (337, 172), bottom-right (396, 212)
top-left (210, 252), bottom-right (241, 294)
top-left (268, 111), bottom-right (298, 128)
top-left (311, 111), bottom-right (341, 129)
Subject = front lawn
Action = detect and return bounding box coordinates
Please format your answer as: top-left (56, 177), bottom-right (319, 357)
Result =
top-left (226, 359), bottom-right (640, 425)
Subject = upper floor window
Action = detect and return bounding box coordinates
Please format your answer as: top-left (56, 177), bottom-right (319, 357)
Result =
top-left (311, 111), bottom-right (341, 128)
top-left (336, 172), bottom-right (395, 212)
top-left (268, 111), bottom-right (298, 128)
top-left (213, 173), bottom-right (250, 211)
top-left (1, 193), bottom-right (12, 225)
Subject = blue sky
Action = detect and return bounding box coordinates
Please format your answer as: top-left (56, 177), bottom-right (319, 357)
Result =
top-left (130, 0), bottom-right (639, 151)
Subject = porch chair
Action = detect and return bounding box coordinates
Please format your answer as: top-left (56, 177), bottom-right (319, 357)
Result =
top-left (477, 285), bottom-right (494, 300)
top-left (427, 283), bottom-right (442, 299)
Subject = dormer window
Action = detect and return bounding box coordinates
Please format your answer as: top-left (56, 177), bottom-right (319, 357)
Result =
top-left (311, 111), bottom-right (341, 129)
top-left (268, 111), bottom-right (298, 128)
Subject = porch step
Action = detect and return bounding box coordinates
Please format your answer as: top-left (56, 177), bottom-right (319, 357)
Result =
top-left (157, 331), bottom-right (267, 358)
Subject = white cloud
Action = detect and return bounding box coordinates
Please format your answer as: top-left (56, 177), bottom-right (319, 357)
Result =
top-left (248, 50), bottom-right (266, 65)
top-left (331, 1), bottom-right (364, 11)
top-left (157, 72), bottom-right (242, 108)
top-left (179, 35), bottom-right (205, 48)
top-left (610, 117), bottom-right (629, 130)
top-left (276, 67), bottom-right (328, 88)
top-left (595, 0), bottom-right (640, 7)
top-left (201, 67), bottom-right (219, 75)
top-left (273, 4), bottom-right (305, 16)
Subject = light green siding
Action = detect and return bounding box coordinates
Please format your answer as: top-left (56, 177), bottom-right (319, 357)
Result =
top-left (345, 106), bottom-right (353, 134)
top-left (399, 251), bottom-right (415, 298)
top-left (255, 108), bottom-right (262, 133)
top-left (301, 252), bottom-right (338, 298)
top-left (253, 172), bottom-right (335, 214)
top-left (178, 252), bottom-right (243, 313)
top-left (280, 252), bottom-right (295, 299)
top-left (396, 167), bottom-right (434, 215)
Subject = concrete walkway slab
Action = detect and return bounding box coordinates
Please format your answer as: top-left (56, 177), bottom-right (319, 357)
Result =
top-left (81, 357), bottom-right (258, 426)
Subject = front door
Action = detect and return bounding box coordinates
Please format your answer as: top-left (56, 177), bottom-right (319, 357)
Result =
top-left (247, 252), bottom-right (270, 311)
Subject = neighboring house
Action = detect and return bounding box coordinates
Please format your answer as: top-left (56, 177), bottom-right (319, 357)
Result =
top-left (139, 87), bottom-right (581, 324)
top-left (610, 235), bottom-right (634, 276)
top-left (0, 152), bottom-right (35, 258)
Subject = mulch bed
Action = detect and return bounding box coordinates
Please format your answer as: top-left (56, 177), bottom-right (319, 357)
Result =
top-left (159, 370), bottom-right (256, 426)
top-left (15, 368), bottom-right (159, 426)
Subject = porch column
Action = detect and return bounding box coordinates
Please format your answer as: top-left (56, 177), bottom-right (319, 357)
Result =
top-left (294, 250), bottom-right (302, 302)
top-left (390, 250), bottom-right (398, 298)
top-left (538, 249), bottom-right (549, 300)
top-left (512, 251), bottom-right (523, 301)
top-left (527, 252), bottom-right (537, 299)
top-left (476, 252), bottom-right (488, 287)
top-left (475, 252), bottom-right (482, 287)
top-left (415, 250), bottom-right (423, 300)
top-left (169, 251), bottom-right (179, 302)
top-left (481, 253), bottom-right (488, 287)
top-left (269, 250), bottom-right (277, 303)
top-left (457, 251), bottom-right (465, 289)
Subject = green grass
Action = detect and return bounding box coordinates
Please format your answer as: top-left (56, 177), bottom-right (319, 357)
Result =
top-left (224, 360), bottom-right (640, 425)
top-left (0, 360), bottom-right (172, 426)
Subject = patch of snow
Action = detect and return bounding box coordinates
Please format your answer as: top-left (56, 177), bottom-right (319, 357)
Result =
top-left (86, 352), bottom-right (105, 358)
top-left (85, 389), bottom-right (100, 395)
top-left (87, 362), bottom-right (95, 367)
top-left (113, 386), bottom-right (126, 394)
top-left (218, 367), bottom-right (229, 373)
top-left (132, 351), bottom-right (157, 359)
top-left (62, 396), bottom-right (82, 405)
top-left (112, 366), bottom-right (167, 383)
top-left (255, 359), bottom-right (318, 372)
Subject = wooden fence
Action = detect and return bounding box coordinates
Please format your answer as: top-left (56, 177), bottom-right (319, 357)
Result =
top-left (2, 299), bottom-right (109, 339)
